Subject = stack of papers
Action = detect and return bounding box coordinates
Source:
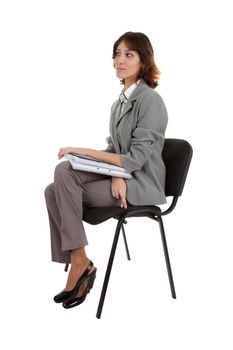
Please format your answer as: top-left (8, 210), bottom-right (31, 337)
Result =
top-left (64, 153), bottom-right (132, 179)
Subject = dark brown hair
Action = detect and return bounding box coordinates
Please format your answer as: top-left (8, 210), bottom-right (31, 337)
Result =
top-left (112, 31), bottom-right (160, 89)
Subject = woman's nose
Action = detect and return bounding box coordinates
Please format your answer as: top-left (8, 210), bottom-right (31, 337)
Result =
top-left (116, 54), bottom-right (125, 65)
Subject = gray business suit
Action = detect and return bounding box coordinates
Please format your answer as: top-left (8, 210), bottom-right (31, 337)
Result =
top-left (106, 81), bottom-right (168, 205)
top-left (44, 81), bottom-right (168, 263)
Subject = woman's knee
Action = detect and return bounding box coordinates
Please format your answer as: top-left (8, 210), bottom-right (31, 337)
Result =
top-left (54, 161), bottom-right (71, 182)
top-left (44, 183), bottom-right (54, 201)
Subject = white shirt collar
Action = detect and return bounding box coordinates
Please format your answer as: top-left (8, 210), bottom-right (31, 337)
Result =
top-left (122, 79), bottom-right (141, 100)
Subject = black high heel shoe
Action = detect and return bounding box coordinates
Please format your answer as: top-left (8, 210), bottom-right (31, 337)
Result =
top-left (53, 261), bottom-right (94, 303)
top-left (62, 268), bottom-right (97, 309)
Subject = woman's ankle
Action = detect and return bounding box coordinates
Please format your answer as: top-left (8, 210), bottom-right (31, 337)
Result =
top-left (70, 247), bottom-right (89, 267)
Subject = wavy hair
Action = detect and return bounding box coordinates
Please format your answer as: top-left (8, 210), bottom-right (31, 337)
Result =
top-left (112, 31), bottom-right (160, 89)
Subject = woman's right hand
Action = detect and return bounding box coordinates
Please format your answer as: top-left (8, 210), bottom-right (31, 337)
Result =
top-left (58, 147), bottom-right (73, 160)
top-left (111, 177), bottom-right (128, 209)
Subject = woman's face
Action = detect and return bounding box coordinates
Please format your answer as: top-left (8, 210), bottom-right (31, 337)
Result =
top-left (114, 41), bottom-right (142, 86)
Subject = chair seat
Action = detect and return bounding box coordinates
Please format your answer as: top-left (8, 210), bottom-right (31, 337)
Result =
top-left (83, 205), bottom-right (161, 225)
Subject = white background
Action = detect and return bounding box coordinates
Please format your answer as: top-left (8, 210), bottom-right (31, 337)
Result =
top-left (1, 0), bottom-right (233, 348)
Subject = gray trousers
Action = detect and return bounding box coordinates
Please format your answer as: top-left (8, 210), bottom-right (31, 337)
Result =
top-left (44, 161), bottom-right (122, 264)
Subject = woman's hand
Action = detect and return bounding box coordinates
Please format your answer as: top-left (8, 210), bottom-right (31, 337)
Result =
top-left (58, 147), bottom-right (74, 160)
top-left (58, 147), bottom-right (90, 160)
top-left (111, 177), bottom-right (128, 209)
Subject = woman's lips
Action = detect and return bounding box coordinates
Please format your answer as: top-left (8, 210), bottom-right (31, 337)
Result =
top-left (116, 67), bottom-right (126, 72)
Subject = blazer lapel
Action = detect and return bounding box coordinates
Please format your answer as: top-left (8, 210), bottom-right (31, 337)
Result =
top-left (109, 100), bottom-right (121, 153)
top-left (116, 81), bottom-right (148, 125)
top-left (116, 100), bottom-right (134, 126)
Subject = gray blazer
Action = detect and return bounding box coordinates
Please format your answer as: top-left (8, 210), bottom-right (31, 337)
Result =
top-left (106, 81), bottom-right (168, 206)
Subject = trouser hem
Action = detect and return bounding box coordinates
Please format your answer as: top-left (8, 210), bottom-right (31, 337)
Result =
top-left (61, 240), bottom-right (88, 254)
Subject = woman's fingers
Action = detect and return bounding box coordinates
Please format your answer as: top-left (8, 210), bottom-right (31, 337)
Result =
top-left (58, 148), bottom-right (66, 159)
top-left (58, 147), bottom-right (72, 160)
top-left (112, 190), bottom-right (126, 208)
top-left (121, 197), bottom-right (127, 209)
top-left (119, 191), bottom-right (127, 209)
top-left (111, 178), bottom-right (127, 207)
top-left (112, 192), bottom-right (120, 199)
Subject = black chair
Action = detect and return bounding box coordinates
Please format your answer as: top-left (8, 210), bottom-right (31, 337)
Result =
top-left (65, 138), bottom-right (193, 318)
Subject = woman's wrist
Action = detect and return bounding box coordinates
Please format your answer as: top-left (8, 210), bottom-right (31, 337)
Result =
top-left (112, 176), bottom-right (124, 181)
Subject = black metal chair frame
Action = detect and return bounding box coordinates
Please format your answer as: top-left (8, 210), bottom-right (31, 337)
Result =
top-left (64, 138), bottom-right (193, 319)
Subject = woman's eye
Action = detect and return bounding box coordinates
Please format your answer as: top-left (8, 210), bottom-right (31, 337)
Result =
top-left (115, 52), bottom-right (133, 57)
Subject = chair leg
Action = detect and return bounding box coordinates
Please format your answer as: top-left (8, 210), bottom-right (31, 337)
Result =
top-left (96, 219), bottom-right (124, 319)
top-left (122, 223), bottom-right (131, 260)
top-left (64, 263), bottom-right (69, 272)
top-left (158, 217), bottom-right (176, 299)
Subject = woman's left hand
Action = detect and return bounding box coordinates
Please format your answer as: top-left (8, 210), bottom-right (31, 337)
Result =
top-left (111, 177), bottom-right (128, 209)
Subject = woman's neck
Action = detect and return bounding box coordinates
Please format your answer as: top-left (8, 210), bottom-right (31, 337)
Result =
top-left (124, 79), bottom-right (136, 90)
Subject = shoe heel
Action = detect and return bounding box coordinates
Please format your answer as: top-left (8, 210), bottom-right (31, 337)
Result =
top-left (88, 269), bottom-right (97, 290)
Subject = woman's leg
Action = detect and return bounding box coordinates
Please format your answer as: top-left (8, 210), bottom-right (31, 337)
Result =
top-left (44, 183), bottom-right (71, 263)
top-left (44, 183), bottom-right (94, 295)
top-left (45, 160), bottom-right (122, 297)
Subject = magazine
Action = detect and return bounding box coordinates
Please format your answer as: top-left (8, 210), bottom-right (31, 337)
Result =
top-left (64, 153), bottom-right (132, 179)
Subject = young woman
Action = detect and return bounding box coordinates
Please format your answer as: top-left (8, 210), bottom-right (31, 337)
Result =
top-left (44, 31), bottom-right (168, 309)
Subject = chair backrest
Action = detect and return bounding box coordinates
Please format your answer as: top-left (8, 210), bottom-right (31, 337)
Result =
top-left (162, 139), bottom-right (193, 197)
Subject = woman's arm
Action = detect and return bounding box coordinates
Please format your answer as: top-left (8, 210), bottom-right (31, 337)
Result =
top-left (58, 147), bottom-right (124, 168)
top-left (120, 93), bottom-right (168, 173)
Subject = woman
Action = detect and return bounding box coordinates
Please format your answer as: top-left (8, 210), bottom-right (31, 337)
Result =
top-left (44, 31), bottom-right (168, 309)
